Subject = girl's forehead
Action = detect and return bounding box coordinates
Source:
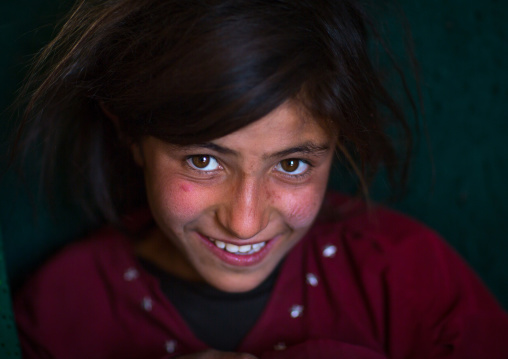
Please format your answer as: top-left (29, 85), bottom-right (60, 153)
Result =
top-left (200, 103), bottom-right (334, 154)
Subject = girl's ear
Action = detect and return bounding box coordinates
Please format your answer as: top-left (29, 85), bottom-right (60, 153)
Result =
top-left (99, 102), bottom-right (145, 167)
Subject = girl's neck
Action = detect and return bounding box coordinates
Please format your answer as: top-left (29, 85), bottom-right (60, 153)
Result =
top-left (133, 226), bottom-right (203, 283)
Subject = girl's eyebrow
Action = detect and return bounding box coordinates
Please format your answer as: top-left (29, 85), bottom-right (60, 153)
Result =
top-left (189, 141), bottom-right (331, 158)
top-left (264, 142), bottom-right (331, 159)
top-left (190, 142), bottom-right (236, 155)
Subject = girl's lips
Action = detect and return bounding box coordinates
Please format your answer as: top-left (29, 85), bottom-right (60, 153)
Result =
top-left (210, 238), bottom-right (266, 254)
top-left (197, 233), bottom-right (277, 267)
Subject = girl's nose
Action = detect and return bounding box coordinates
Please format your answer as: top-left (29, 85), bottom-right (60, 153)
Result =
top-left (217, 177), bottom-right (270, 240)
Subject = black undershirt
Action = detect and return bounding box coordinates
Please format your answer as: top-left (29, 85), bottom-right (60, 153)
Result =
top-left (139, 258), bottom-right (280, 351)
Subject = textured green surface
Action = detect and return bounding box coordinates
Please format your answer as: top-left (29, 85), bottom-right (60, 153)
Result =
top-left (391, 0), bottom-right (508, 306)
top-left (0, 2), bottom-right (507, 353)
top-left (1, 0), bottom-right (89, 285)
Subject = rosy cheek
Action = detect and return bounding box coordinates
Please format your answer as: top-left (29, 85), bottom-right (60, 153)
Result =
top-left (156, 180), bottom-right (204, 221)
top-left (289, 202), bottom-right (317, 225)
top-left (283, 194), bottom-right (322, 227)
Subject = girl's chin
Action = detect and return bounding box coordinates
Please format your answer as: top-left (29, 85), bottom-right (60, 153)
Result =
top-left (199, 270), bottom-right (271, 293)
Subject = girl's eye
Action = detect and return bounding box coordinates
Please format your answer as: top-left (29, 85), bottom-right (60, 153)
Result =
top-left (187, 155), bottom-right (220, 171)
top-left (275, 159), bottom-right (309, 175)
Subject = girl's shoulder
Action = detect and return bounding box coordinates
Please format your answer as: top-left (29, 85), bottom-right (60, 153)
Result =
top-left (13, 226), bottom-right (136, 322)
top-left (17, 208), bottom-right (154, 291)
top-left (311, 192), bottom-right (471, 293)
top-left (308, 192), bottom-right (504, 323)
top-left (294, 192), bottom-right (508, 357)
top-left (13, 213), bottom-right (163, 358)
top-left (17, 225), bottom-right (133, 291)
top-left (316, 191), bottom-right (442, 249)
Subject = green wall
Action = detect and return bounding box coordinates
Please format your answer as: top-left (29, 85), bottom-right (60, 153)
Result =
top-left (1, 0), bottom-right (507, 314)
top-left (389, 0), bottom-right (508, 307)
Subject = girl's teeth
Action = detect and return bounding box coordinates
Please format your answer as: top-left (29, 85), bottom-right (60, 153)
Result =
top-left (210, 238), bottom-right (266, 255)
top-left (238, 245), bottom-right (251, 253)
top-left (225, 243), bottom-right (239, 252)
top-left (252, 242), bottom-right (265, 250)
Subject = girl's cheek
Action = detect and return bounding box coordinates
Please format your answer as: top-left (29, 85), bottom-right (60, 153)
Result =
top-left (281, 188), bottom-right (325, 228)
top-left (154, 179), bottom-right (209, 222)
top-left (180, 183), bottom-right (192, 192)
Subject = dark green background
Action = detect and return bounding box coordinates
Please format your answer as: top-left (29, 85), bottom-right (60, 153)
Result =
top-left (1, 1), bottom-right (507, 354)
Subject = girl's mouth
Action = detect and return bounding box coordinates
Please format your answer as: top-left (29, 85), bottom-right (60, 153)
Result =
top-left (208, 237), bottom-right (266, 255)
top-left (197, 233), bottom-right (276, 267)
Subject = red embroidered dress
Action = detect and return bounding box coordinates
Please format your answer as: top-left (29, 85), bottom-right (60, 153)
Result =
top-left (14, 193), bottom-right (508, 358)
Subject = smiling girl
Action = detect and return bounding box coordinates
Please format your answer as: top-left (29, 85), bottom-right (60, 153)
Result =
top-left (12, 0), bottom-right (508, 358)
top-left (133, 103), bottom-right (335, 293)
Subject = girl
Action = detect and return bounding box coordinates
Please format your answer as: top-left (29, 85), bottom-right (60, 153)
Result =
top-left (12, 0), bottom-right (508, 358)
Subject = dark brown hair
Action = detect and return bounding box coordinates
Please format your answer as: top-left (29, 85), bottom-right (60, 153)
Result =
top-left (14, 0), bottom-right (415, 224)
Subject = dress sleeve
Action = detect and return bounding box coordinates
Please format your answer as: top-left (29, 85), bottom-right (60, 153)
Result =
top-left (14, 275), bottom-right (64, 359)
top-left (385, 229), bottom-right (508, 358)
top-left (430, 244), bottom-right (508, 358)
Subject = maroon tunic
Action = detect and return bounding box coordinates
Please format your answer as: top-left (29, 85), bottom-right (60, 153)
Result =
top-left (14, 193), bottom-right (508, 358)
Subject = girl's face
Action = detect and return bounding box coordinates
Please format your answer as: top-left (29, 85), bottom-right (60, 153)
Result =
top-left (135, 102), bottom-right (335, 292)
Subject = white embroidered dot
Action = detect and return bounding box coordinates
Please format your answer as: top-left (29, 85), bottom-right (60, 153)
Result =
top-left (141, 297), bottom-right (153, 311)
top-left (274, 342), bottom-right (287, 351)
top-left (124, 267), bottom-right (139, 281)
top-left (322, 244), bottom-right (337, 258)
top-left (165, 340), bottom-right (177, 354)
top-left (306, 273), bottom-right (319, 287)
top-left (289, 305), bottom-right (304, 318)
